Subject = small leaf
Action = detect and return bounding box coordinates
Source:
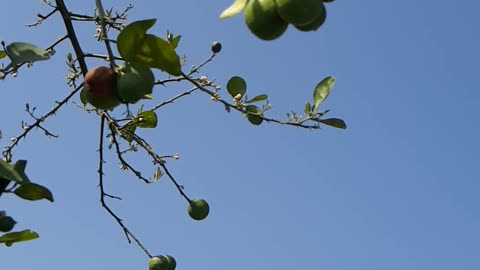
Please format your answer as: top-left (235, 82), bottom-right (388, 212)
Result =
top-left (136, 111), bottom-right (158, 128)
top-left (0, 230), bottom-right (39, 246)
top-left (153, 167), bottom-right (162, 181)
top-left (119, 125), bottom-right (136, 143)
top-left (80, 88), bottom-right (88, 105)
top-left (227, 76), bottom-right (247, 99)
top-left (313, 76), bottom-right (336, 112)
top-left (117, 19), bottom-right (157, 62)
top-left (246, 94), bottom-right (268, 104)
top-left (319, 118), bottom-right (347, 129)
top-left (169, 35), bottom-right (182, 49)
top-left (304, 102), bottom-right (312, 117)
top-left (245, 105), bottom-right (263, 125)
top-left (14, 182), bottom-right (54, 202)
top-left (220, 0), bottom-right (248, 19)
top-left (0, 51), bottom-right (6, 60)
top-left (5, 42), bottom-right (50, 65)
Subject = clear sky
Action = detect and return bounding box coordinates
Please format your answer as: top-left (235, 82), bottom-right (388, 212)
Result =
top-left (1, 1), bottom-right (479, 269)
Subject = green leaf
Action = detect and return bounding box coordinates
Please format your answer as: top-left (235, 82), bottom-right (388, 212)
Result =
top-left (0, 51), bottom-right (6, 60)
top-left (227, 76), bottom-right (247, 99)
top-left (0, 160), bottom-right (27, 184)
top-left (246, 94), bottom-right (268, 104)
top-left (319, 118), bottom-right (347, 129)
top-left (313, 76), bottom-right (336, 112)
top-left (119, 125), bottom-right (136, 143)
top-left (0, 230), bottom-right (39, 246)
top-left (117, 19), bottom-right (157, 62)
top-left (169, 35), bottom-right (182, 49)
top-left (5, 42), bottom-right (50, 65)
top-left (14, 182), bottom-right (54, 202)
top-left (245, 105), bottom-right (263, 125)
top-left (80, 88), bottom-right (88, 105)
top-left (136, 111), bottom-right (158, 128)
top-left (117, 19), bottom-right (181, 75)
top-left (14, 160), bottom-right (30, 183)
top-left (0, 216), bottom-right (16, 232)
top-left (135, 34), bottom-right (182, 76)
top-left (220, 0), bottom-right (248, 19)
top-left (304, 102), bottom-right (312, 117)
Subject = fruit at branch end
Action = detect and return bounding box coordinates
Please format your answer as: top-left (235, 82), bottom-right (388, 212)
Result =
top-left (149, 256), bottom-right (169, 270)
top-left (294, 3), bottom-right (326, 32)
top-left (117, 63), bottom-right (155, 104)
top-left (82, 66), bottom-right (121, 110)
top-left (188, 199), bottom-right (210, 221)
top-left (244, 0), bottom-right (288, 41)
top-left (275, 0), bottom-right (324, 26)
top-left (211, 41), bottom-right (222, 53)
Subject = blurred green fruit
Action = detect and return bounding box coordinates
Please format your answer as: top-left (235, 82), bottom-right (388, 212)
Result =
top-left (294, 3), bottom-right (326, 31)
top-left (149, 256), bottom-right (169, 270)
top-left (82, 66), bottom-right (121, 110)
top-left (117, 63), bottom-right (155, 104)
top-left (244, 0), bottom-right (288, 40)
top-left (275, 0), bottom-right (324, 26)
top-left (188, 199), bottom-right (210, 221)
top-left (165, 255), bottom-right (176, 270)
top-left (0, 216), bottom-right (16, 232)
top-left (211, 41), bottom-right (222, 53)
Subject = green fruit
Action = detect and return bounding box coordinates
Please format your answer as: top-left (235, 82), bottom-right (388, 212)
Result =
top-left (211, 42), bottom-right (222, 53)
top-left (245, 105), bottom-right (263, 125)
top-left (149, 256), bottom-right (169, 270)
top-left (275, 0), bottom-right (324, 26)
top-left (188, 199), bottom-right (210, 221)
top-left (244, 0), bottom-right (288, 41)
top-left (83, 66), bottom-right (121, 110)
top-left (0, 216), bottom-right (16, 232)
top-left (117, 63), bottom-right (155, 104)
top-left (165, 255), bottom-right (177, 270)
top-left (294, 3), bottom-right (326, 32)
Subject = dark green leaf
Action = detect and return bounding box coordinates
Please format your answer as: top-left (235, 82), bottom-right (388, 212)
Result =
top-left (117, 19), bottom-right (157, 62)
top-left (14, 160), bottom-right (30, 183)
top-left (0, 216), bottom-right (16, 232)
top-left (0, 230), bottom-right (39, 246)
top-left (5, 42), bottom-right (50, 65)
top-left (319, 118), bottom-right (347, 129)
top-left (313, 76), bottom-right (335, 112)
top-left (0, 51), bottom-right (6, 60)
top-left (227, 76), bottom-right (247, 99)
top-left (14, 182), bottom-right (54, 202)
top-left (136, 111), bottom-right (158, 128)
top-left (0, 160), bottom-right (27, 184)
top-left (220, 0), bottom-right (248, 19)
top-left (245, 105), bottom-right (263, 125)
top-left (119, 125), bottom-right (136, 143)
top-left (246, 94), bottom-right (268, 104)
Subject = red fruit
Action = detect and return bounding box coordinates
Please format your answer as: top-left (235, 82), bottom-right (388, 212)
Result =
top-left (82, 66), bottom-right (121, 110)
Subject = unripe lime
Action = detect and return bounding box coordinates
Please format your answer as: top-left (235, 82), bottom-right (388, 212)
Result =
top-left (165, 255), bottom-right (176, 270)
top-left (0, 216), bottom-right (16, 232)
top-left (244, 0), bottom-right (288, 41)
top-left (82, 66), bottom-right (121, 110)
top-left (275, 0), bottom-right (324, 26)
top-left (149, 256), bottom-right (169, 270)
top-left (188, 199), bottom-right (209, 221)
top-left (211, 42), bottom-right (222, 53)
top-left (117, 63), bottom-right (155, 104)
top-left (294, 3), bottom-right (326, 32)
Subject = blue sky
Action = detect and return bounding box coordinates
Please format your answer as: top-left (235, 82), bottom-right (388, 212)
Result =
top-left (1, 1), bottom-right (479, 269)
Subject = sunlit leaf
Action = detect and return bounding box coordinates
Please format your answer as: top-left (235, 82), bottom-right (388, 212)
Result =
top-left (0, 51), bottom-right (6, 60)
top-left (5, 42), bottom-right (50, 65)
top-left (220, 0), bottom-right (248, 19)
top-left (134, 34), bottom-right (182, 76)
top-left (319, 118), bottom-right (347, 129)
top-left (246, 94), bottom-right (268, 104)
top-left (117, 19), bottom-right (157, 62)
top-left (0, 160), bottom-right (26, 184)
top-left (245, 105), bottom-right (263, 125)
top-left (0, 230), bottom-right (39, 246)
top-left (313, 76), bottom-right (336, 112)
top-left (227, 76), bottom-right (247, 99)
top-left (14, 182), bottom-right (54, 202)
top-left (169, 35), bottom-right (182, 49)
top-left (136, 111), bottom-right (158, 128)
